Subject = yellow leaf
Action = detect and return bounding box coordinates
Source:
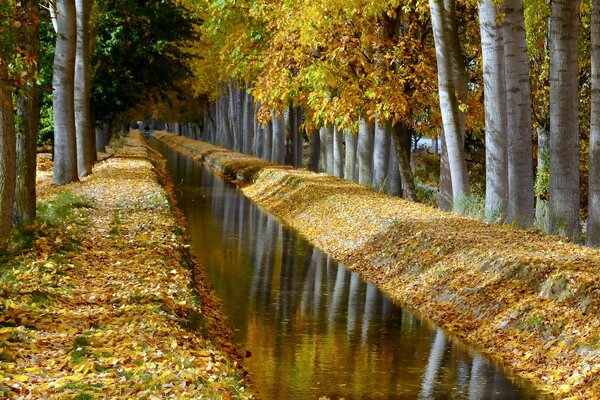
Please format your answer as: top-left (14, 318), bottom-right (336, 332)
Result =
top-left (13, 375), bottom-right (29, 382)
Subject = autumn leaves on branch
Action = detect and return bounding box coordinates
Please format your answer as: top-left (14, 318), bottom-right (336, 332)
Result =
top-left (174, 0), bottom-right (600, 247)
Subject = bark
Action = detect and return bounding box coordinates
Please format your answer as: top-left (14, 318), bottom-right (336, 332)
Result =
top-left (589, 0), bottom-right (600, 246)
top-left (293, 108), bottom-right (304, 167)
top-left (429, 0), bottom-right (470, 210)
top-left (344, 130), bottom-right (357, 182)
top-left (319, 125), bottom-right (334, 173)
top-left (549, 0), bottom-right (581, 240)
top-left (332, 126), bottom-right (344, 178)
top-left (479, 0), bottom-right (508, 221)
top-left (392, 124), bottom-right (417, 201)
top-left (242, 90), bottom-right (254, 154)
top-left (263, 120), bottom-right (273, 161)
top-left (439, 135), bottom-right (452, 211)
top-left (14, 0), bottom-right (40, 224)
top-left (373, 116), bottom-right (391, 191)
top-left (52, 0), bottom-right (79, 185)
top-left (309, 128), bottom-right (320, 172)
top-left (504, 0), bottom-right (534, 227)
top-left (386, 133), bottom-right (402, 196)
top-left (271, 110), bottom-right (285, 164)
top-left (255, 123), bottom-right (264, 159)
top-left (0, 47), bottom-right (16, 239)
top-left (357, 117), bottom-right (374, 186)
top-left (75, 0), bottom-right (93, 177)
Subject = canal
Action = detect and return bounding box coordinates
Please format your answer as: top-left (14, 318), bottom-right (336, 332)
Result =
top-left (152, 139), bottom-right (542, 399)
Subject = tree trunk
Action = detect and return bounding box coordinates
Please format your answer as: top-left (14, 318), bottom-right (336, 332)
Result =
top-left (75, 0), bottom-right (93, 177)
top-left (52, 0), bottom-right (78, 185)
top-left (293, 108), bottom-right (303, 167)
top-left (392, 124), bottom-right (416, 201)
top-left (357, 116), bottom-right (374, 186)
top-left (242, 90), bottom-right (254, 154)
top-left (309, 128), bottom-right (320, 172)
top-left (0, 46), bottom-right (16, 239)
top-left (14, 0), bottom-right (40, 225)
top-left (373, 116), bottom-right (391, 191)
top-left (439, 135), bottom-right (452, 210)
top-left (344, 130), bottom-right (357, 182)
top-left (504, 0), bottom-right (534, 227)
top-left (332, 126), bottom-right (344, 178)
top-left (386, 134), bottom-right (402, 196)
top-left (429, 0), bottom-right (470, 210)
top-left (479, 0), bottom-right (508, 222)
top-left (549, 0), bottom-right (581, 240)
top-left (589, 0), bottom-right (600, 246)
top-left (255, 123), bottom-right (264, 159)
top-left (272, 110), bottom-right (285, 164)
top-left (263, 120), bottom-right (273, 161)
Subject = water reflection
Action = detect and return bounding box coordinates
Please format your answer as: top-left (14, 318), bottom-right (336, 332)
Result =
top-left (154, 140), bottom-right (541, 400)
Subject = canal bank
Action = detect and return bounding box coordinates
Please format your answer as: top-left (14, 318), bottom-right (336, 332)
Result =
top-left (0, 132), bottom-right (250, 399)
top-left (154, 130), bottom-right (600, 399)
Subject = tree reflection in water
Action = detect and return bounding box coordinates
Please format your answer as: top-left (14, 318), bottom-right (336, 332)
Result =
top-left (156, 140), bottom-right (543, 400)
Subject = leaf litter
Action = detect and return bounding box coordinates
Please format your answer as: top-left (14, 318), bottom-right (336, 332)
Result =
top-left (155, 131), bottom-right (600, 399)
top-left (0, 132), bottom-right (252, 399)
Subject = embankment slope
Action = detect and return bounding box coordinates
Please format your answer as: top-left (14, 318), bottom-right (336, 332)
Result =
top-left (155, 131), bottom-right (600, 398)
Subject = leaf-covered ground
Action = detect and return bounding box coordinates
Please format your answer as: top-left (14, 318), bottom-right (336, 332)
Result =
top-left (0, 132), bottom-right (251, 399)
top-left (155, 131), bottom-right (600, 399)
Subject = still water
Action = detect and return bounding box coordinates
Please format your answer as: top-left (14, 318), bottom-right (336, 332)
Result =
top-left (152, 139), bottom-right (542, 399)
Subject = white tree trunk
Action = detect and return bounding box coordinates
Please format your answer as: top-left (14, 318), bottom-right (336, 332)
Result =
top-left (479, 0), bottom-right (508, 221)
top-left (272, 110), bottom-right (285, 164)
top-left (344, 130), bottom-right (357, 182)
top-left (373, 116), bottom-right (391, 190)
top-left (75, 0), bottom-right (93, 177)
top-left (263, 120), bottom-right (273, 161)
top-left (549, 0), bottom-right (581, 240)
top-left (429, 0), bottom-right (470, 210)
top-left (589, 0), bottom-right (600, 246)
top-left (439, 135), bottom-right (452, 211)
top-left (52, 0), bottom-right (78, 185)
top-left (504, 0), bottom-right (534, 227)
top-left (358, 117), bottom-right (374, 186)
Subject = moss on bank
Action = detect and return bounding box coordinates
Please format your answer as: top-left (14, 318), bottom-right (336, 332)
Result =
top-left (155, 131), bottom-right (600, 399)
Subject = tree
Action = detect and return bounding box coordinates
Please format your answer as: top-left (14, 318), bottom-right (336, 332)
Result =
top-left (479, 0), bottom-right (508, 221)
top-left (0, 44), bottom-right (16, 239)
top-left (504, 0), bottom-right (534, 227)
top-left (549, 0), bottom-right (580, 240)
top-left (52, 0), bottom-right (78, 185)
top-left (75, 0), bottom-right (94, 177)
top-left (373, 116), bottom-right (390, 191)
top-left (14, 0), bottom-right (40, 224)
top-left (272, 110), bottom-right (286, 164)
top-left (429, 0), bottom-right (470, 211)
top-left (589, 0), bottom-right (600, 247)
top-left (358, 117), bottom-right (374, 186)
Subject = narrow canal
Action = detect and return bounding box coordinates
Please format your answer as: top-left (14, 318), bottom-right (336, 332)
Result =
top-left (152, 139), bottom-right (542, 399)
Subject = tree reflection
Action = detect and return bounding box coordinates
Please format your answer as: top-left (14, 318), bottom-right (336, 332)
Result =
top-left (153, 140), bottom-right (541, 400)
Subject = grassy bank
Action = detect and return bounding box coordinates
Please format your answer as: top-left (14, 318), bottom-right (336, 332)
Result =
top-left (154, 130), bottom-right (600, 399)
top-left (0, 132), bottom-right (251, 399)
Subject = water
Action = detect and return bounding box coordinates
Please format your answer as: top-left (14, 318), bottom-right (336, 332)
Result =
top-left (152, 139), bottom-right (542, 399)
